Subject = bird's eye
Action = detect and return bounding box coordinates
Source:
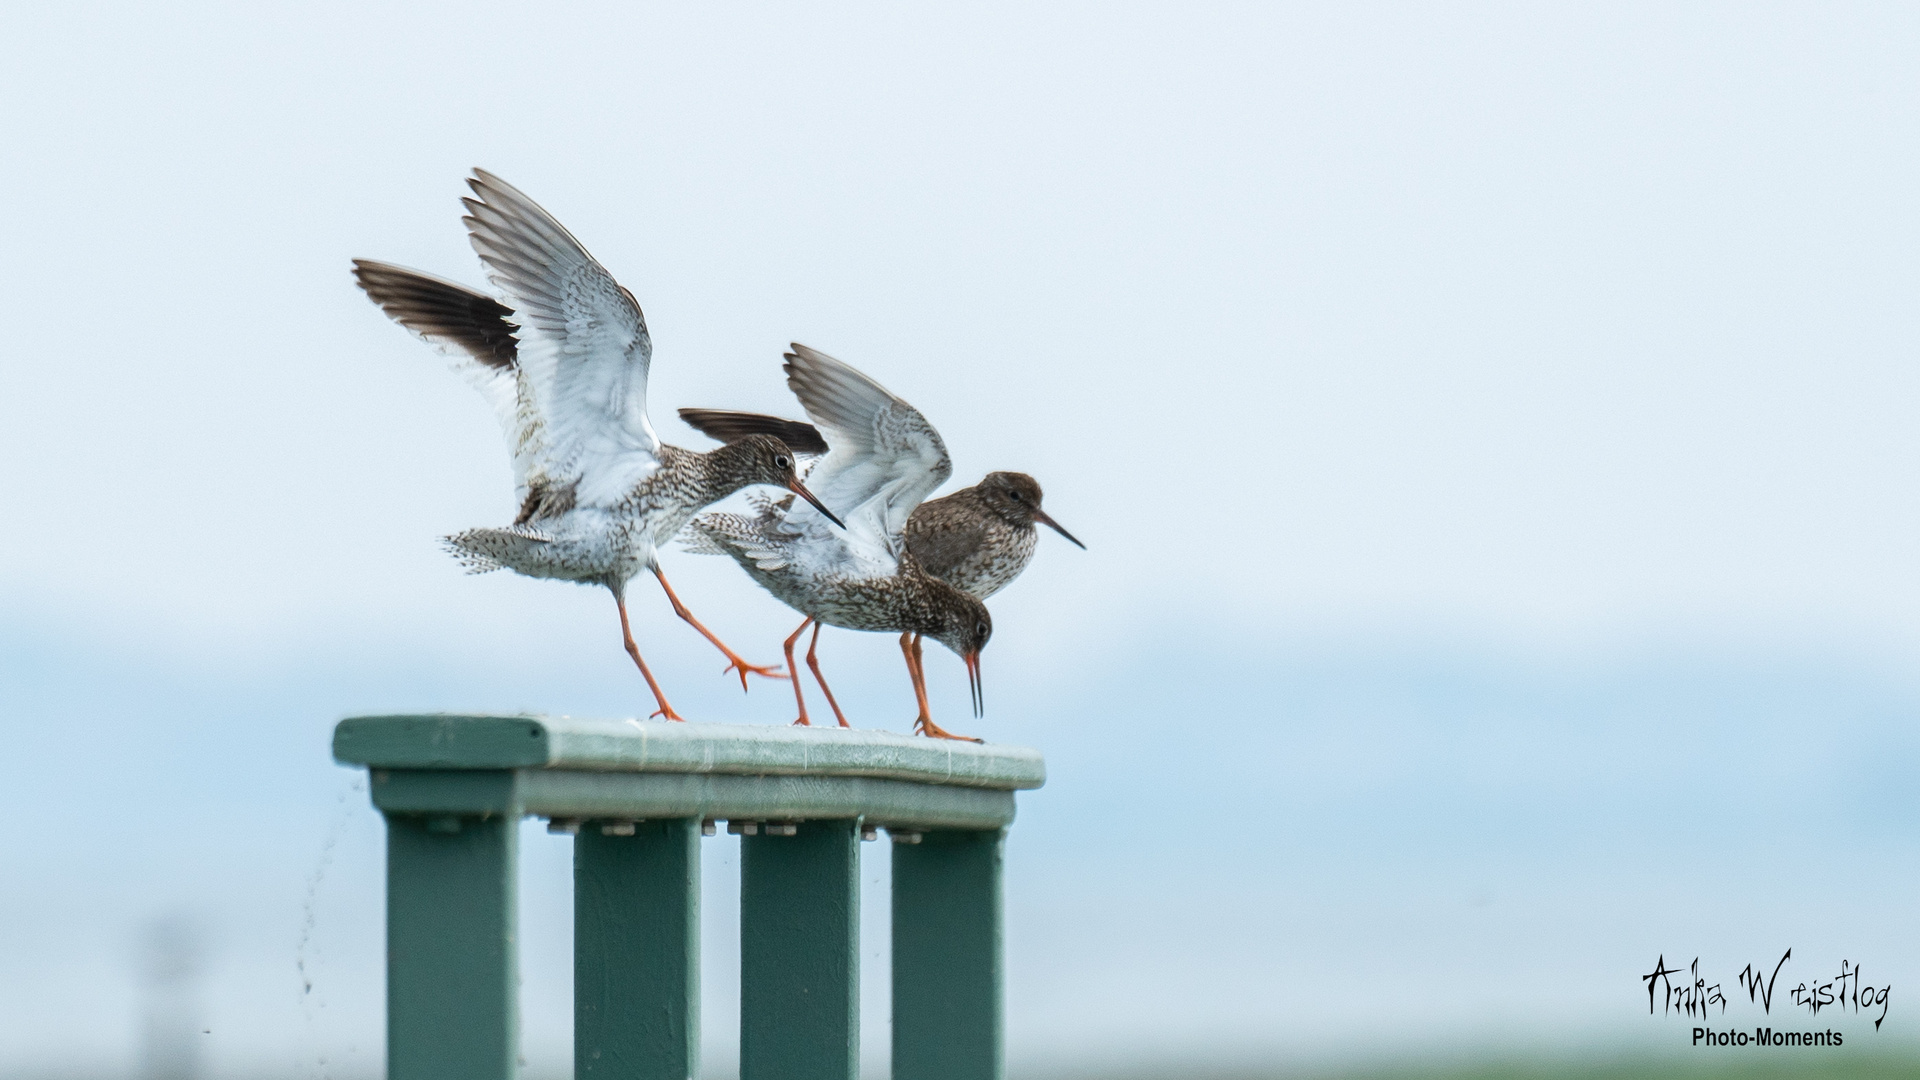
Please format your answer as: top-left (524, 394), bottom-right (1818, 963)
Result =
top-left (975, 621), bottom-right (987, 637)
top-left (775, 455), bottom-right (791, 469)
top-left (1008, 490), bottom-right (1023, 501)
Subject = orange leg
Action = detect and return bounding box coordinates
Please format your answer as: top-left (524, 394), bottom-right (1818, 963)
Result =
top-left (902, 632), bottom-right (979, 741)
top-left (899, 632), bottom-right (929, 725)
top-left (784, 617), bottom-right (814, 726)
top-left (615, 590), bottom-right (683, 721)
top-left (806, 622), bottom-right (851, 728)
top-left (652, 566), bottom-right (788, 690)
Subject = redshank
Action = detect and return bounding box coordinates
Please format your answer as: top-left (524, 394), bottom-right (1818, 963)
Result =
top-left (353, 170), bottom-right (842, 720)
top-left (684, 345), bottom-right (991, 740)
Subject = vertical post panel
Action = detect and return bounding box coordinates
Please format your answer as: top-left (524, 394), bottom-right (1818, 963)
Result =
top-left (893, 828), bottom-right (1004, 1080)
top-left (739, 819), bottom-right (860, 1080)
top-left (385, 812), bottom-right (518, 1080)
top-left (575, 819), bottom-right (701, 1080)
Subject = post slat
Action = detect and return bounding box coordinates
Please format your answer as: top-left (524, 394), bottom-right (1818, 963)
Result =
top-left (575, 818), bottom-right (701, 1080)
top-left (384, 811), bottom-right (518, 1080)
top-left (893, 828), bottom-right (1005, 1080)
top-left (740, 820), bottom-right (861, 1080)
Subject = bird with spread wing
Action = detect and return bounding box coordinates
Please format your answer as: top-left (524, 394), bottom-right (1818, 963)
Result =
top-left (680, 412), bottom-right (1083, 732)
top-left (685, 345), bottom-right (992, 740)
top-left (353, 170), bottom-right (841, 720)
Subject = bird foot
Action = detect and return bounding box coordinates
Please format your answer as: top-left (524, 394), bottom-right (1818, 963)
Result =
top-left (650, 705), bottom-right (687, 722)
top-left (721, 658), bottom-right (790, 690)
top-left (913, 715), bottom-right (982, 742)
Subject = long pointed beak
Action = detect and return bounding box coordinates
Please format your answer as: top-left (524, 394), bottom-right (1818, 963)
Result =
top-left (788, 478), bottom-right (846, 529)
top-left (1032, 508), bottom-right (1085, 549)
top-left (964, 651), bottom-right (983, 718)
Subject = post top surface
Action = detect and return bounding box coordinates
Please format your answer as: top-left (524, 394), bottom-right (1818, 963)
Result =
top-left (333, 713), bottom-right (1045, 791)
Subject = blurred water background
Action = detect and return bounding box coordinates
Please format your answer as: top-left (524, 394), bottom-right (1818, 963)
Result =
top-left (6, 3), bottom-right (1920, 1077)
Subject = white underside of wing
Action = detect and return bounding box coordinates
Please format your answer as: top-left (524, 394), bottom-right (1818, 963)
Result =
top-left (688, 346), bottom-right (944, 589)
top-left (465, 170), bottom-right (663, 507)
top-left (781, 512), bottom-right (901, 580)
top-left (688, 506), bottom-right (899, 585)
top-left (508, 327), bottom-right (661, 506)
top-left (787, 399), bottom-right (950, 559)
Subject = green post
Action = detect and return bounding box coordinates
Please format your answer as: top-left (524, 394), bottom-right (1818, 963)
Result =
top-left (739, 819), bottom-right (861, 1080)
top-left (384, 810), bottom-right (518, 1080)
top-left (575, 819), bottom-right (701, 1080)
top-left (340, 716), bottom-right (1043, 1080)
top-left (892, 828), bottom-right (1004, 1080)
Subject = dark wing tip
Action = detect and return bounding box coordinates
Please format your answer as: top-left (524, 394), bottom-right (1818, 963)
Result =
top-left (353, 260), bottom-right (519, 370)
top-left (677, 408), bottom-right (830, 455)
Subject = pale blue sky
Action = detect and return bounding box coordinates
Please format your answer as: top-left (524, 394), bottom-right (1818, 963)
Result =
top-left (4, 3), bottom-right (1920, 1075)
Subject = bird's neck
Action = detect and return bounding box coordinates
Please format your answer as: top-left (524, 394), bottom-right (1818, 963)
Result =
top-left (895, 559), bottom-right (966, 635)
top-left (667, 442), bottom-right (749, 502)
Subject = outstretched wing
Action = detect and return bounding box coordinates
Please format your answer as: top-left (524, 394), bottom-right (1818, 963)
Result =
top-left (780, 344), bottom-right (950, 558)
top-left (676, 408), bottom-right (830, 455)
top-left (352, 259), bottom-right (548, 496)
top-left (462, 169), bottom-right (660, 508)
top-left (352, 259), bottom-right (518, 369)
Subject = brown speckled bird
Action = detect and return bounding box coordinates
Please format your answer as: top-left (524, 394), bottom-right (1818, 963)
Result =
top-left (353, 170), bottom-right (842, 721)
top-left (684, 346), bottom-right (992, 740)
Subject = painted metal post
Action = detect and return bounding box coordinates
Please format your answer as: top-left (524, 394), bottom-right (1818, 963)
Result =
top-left (892, 828), bottom-right (1005, 1080)
top-left (575, 819), bottom-right (701, 1080)
top-left (739, 819), bottom-right (861, 1080)
top-left (384, 810), bottom-right (519, 1080)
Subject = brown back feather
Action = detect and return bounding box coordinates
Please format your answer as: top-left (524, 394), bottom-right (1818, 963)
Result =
top-left (904, 490), bottom-right (992, 582)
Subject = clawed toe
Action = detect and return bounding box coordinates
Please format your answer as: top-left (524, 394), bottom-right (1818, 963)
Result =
top-left (913, 716), bottom-right (982, 742)
top-left (723, 659), bottom-right (789, 691)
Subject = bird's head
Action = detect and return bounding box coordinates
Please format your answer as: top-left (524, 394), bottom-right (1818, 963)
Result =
top-left (726, 434), bottom-right (844, 528)
top-left (927, 586), bottom-right (993, 717)
top-left (978, 471), bottom-right (1084, 548)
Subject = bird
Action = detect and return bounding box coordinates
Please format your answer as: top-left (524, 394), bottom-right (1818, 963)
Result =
top-left (352, 169), bottom-right (842, 721)
top-left (683, 345), bottom-right (992, 740)
top-left (681, 409), bottom-right (1083, 599)
top-left (678, 417), bottom-right (1083, 727)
